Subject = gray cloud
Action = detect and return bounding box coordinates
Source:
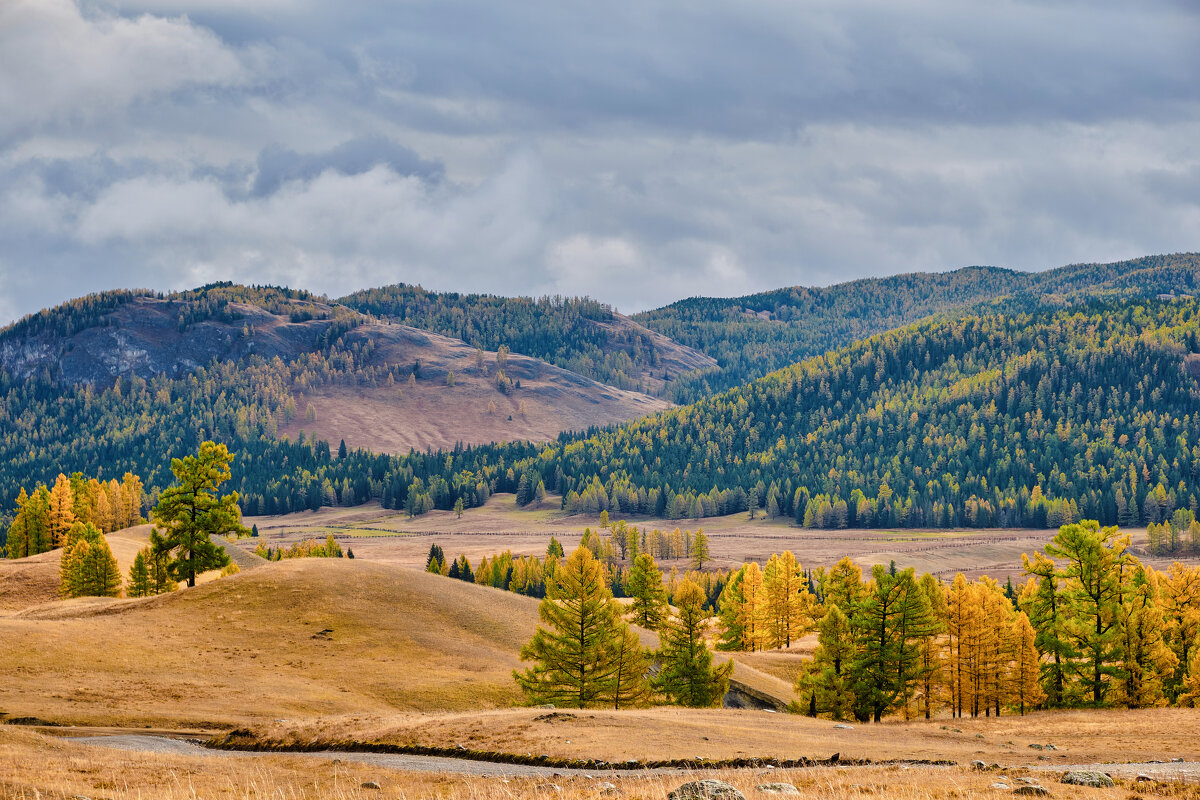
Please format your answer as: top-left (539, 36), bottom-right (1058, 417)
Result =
top-left (0, 0), bottom-right (1198, 324)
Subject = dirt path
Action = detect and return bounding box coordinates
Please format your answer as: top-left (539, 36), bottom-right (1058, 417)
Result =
top-left (64, 734), bottom-right (1200, 783)
top-left (65, 734), bottom-right (643, 777)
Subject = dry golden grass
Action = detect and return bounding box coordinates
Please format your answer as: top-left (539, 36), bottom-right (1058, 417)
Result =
top-left (254, 706), bottom-right (1200, 767)
top-left (3, 725), bottom-right (1195, 800)
top-left (0, 560), bottom-right (545, 728)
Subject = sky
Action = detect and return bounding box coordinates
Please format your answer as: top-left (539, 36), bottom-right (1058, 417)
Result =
top-left (1, 0), bottom-right (1198, 324)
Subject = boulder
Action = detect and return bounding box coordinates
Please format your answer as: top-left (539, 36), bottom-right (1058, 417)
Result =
top-left (756, 784), bottom-right (800, 796)
top-left (1012, 786), bottom-right (1050, 796)
top-left (1060, 772), bottom-right (1114, 788)
top-left (669, 780), bottom-right (748, 800)
top-left (1028, 744), bottom-right (1044, 751)
top-left (597, 781), bottom-right (620, 796)
top-left (972, 761), bottom-right (988, 770)
top-left (361, 782), bottom-right (381, 791)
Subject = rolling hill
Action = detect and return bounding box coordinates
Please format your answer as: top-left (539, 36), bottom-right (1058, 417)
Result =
top-left (0, 557), bottom-right (792, 728)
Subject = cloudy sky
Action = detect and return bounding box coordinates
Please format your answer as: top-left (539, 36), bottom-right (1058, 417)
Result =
top-left (1, 0), bottom-right (1198, 323)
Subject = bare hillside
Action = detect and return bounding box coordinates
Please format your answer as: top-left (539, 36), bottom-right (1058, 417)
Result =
top-left (280, 323), bottom-right (670, 452)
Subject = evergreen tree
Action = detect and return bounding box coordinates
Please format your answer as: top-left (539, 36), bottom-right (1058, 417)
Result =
top-left (128, 549), bottom-right (151, 597)
top-left (152, 441), bottom-right (244, 587)
top-left (1019, 552), bottom-right (1074, 706)
top-left (850, 565), bottom-right (938, 722)
top-left (147, 529), bottom-right (178, 594)
top-left (514, 547), bottom-right (647, 707)
top-left (1044, 520), bottom-right (1130, 706)
top-left (654, 579), bottom-right (732, 706)
top-left (626, 553), bottom-right (668, 629)
top-left (547, 537), bottom-right (565, 559)
top-left (59, 522), bottom-right (121, 598)
top-left (796, 604), bottom-right (856, 719)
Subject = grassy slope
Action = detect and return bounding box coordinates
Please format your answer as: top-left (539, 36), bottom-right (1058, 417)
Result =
top-left (0, 558), bottom-right (791, 728)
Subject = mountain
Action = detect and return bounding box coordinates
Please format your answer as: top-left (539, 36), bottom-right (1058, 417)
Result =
top-left (636, 253), bottom-right (1200, 401)
top-left (0, 283), bottom-right (674, 458)
top-left (339, 284), bottom-right (716, 394)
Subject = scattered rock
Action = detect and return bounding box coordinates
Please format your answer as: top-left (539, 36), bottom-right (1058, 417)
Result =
top-left (991, 783), bottom-right (1010, 790)
top-left (669, 780), bottom-right (748, 800)
top-left (756, 784), bottom-right (800, 796)
top-left (973, 761), bottom-right (989, 770)
top-left (535, 704), bottom-right (556, 709)
top-left (1017, 778), bottom-right (1039, 785)
top-left (830, 753), bottom-right (840, 763)
top-left (535, 784), bottom-right (563, 794)
top-left (1061, 772), bottom-right (1114, 788)
top-left (1013, 786), bottom-right (1050, 796)
top-left (834, 724), bottom-right (854, 730)
top-left (1029, 744), bottom-right (1044, 751)
top-left (596, 781), bottom-right (619, 796)
top-left (360, 782), bottom-right (381, 791)
top-left (1172, 758), bottom-right (1185, 763)
top-left (534, 712), bottom-right (577, 723)
top-left (1135, 775), bottom-right (1154, 783)
top-left (1045, 744), bottom-right (1058, 751)
top-left (977, 734), bottom-right (986, 739)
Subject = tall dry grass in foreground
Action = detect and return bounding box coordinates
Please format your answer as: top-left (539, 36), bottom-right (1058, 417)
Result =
top-left (2, 727), bottom-right (1196, 800)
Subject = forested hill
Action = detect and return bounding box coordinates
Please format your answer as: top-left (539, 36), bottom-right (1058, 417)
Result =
top-left (532, 295), bottom-right (1200, 529)
top-left (339, 285), bottom-right (715, 394)
top-left (636, 253), bottom-right (1200, 401)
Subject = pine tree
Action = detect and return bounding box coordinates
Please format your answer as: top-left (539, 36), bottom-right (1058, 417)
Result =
top-left (626, 553), bottom-right (668, 629)
top-left (59, 522), bottom-right (122, 598)
top-left (654, 579), bottom-right (732, 706)
top-left (1019, 552), bottom-right (1074, 706)
top-left (514, 547), bottom-right (647, 707)
top-left (547, 537), bottom-right (564, 559)
top-left (152, 441), bottom-right (244, 587)
top-left (128, 549), bottom-right (151, 597)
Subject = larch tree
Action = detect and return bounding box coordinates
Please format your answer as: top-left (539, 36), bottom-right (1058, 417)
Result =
top-left (1160, 563), bottom-right (1200, 703)
top-left (1020, 552), bottom-right (1073, 706)
top-left (626, 553), bottom-right (668, 630)
top-left (59, 522), bottom-right (122, 598)
top-left (152, 441), bottom-right (245, 587)
top-left (515, 546), bottom-right (647, 707)
top-left (47, 473), bottom-right (77, 547)
top-left (654, 579), bottom-right (732, 707)
top-left (1009, 611), bottom-right (1045, 715)
top-left (763, 550), bottom-right (815, 648)
top-left (718, 562), bottom-right (768, 651)
top-left (690, 529), bottom-right (710, 570)
top-left (1114, 563), bottom-right (1176, 708)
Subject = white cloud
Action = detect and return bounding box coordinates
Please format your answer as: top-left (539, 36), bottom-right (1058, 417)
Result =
top-left (0, 0), bottom-right (248, 141)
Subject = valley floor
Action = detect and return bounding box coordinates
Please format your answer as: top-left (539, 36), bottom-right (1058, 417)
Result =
top-left (245, 494), bottom-right (1173, 584)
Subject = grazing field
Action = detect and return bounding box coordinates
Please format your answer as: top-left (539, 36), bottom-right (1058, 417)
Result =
top-left (0, 558), bottom-right (790, 729)
top-left (245, 495), bottom-right (1174, 583)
